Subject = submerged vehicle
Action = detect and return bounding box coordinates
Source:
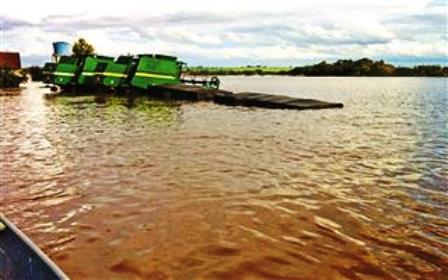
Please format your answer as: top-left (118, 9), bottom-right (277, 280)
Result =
top-left (43, 52), bottom-right (344, 110)
top-left (51, 56), bottom-right (80, 87)
top-left (44, 53), bottom-right (220, 92)
top-left (0, 214), bottom-right (68, 279)
top-left (102, 55), bottom-right (135, 88)
top-left (42, 62), bottom-right (57, 84)
top-left (130, 54), bottom-right (182, 89)
top-left (77, 55), bottom-right (114, 87)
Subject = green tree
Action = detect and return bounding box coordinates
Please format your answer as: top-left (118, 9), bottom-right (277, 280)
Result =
top-left (72, 38), bottom-right (95, 56)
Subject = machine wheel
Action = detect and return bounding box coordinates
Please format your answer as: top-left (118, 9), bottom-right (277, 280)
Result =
top-left (210, 76), bottom-right (220, 89)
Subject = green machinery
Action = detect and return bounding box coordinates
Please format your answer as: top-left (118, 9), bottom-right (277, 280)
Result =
top-left (51, 56), bottom-right (80, 86)
top-left (45, 53), bottom-right (219, 91)
top-left (102, 56), bottom-right (135, 88)
top-left (77, 55), bottom-right (114, 87)
top-left (42, 62), bottom-right (57, 83)
top-left (130, 55), bottom-right (181, 89)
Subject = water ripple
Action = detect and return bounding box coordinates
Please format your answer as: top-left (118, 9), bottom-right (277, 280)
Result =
top-left (1, 78), bottom-right (447, 279)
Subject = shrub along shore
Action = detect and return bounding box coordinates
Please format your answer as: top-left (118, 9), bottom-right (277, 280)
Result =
top-left (186, 58), bottom-right (447, 77)
top-left (0, 68), bottom-right (28, 88)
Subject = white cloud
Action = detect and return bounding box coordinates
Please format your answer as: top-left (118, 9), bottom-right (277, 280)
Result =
top-left (0, 0), bottom-right (446, 66)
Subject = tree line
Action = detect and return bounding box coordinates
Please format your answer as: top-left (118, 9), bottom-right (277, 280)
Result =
top-left (186, 58), bottom-right (447, 77)
top-left (287, 58), bottom-right (447, 77)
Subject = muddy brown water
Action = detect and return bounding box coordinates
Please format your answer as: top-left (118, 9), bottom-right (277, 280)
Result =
top-left (1, 77), bottom-right (447, 279)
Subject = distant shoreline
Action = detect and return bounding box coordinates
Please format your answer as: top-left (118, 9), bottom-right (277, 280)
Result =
top-left (186, 58), bottom-right (448, 77)
top-left (184, 74), bottom-right (447, 78)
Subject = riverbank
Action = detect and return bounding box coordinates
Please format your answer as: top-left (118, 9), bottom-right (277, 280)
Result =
top-left (185, 66), bottom-right (292, 76)
top-left (186, 58), bottom-right (448, 77)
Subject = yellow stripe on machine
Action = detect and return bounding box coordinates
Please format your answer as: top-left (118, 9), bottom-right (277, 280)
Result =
top-left (134, 72), bottom-right (176, 80)
top-left (103, 72), bottom-right (127, 78)
top-left (81, 72), bottom-right (127, 78)
top-left (53, 72), bottom-right (75, 77)
top-left (81, 72), bottom-right (100, 77)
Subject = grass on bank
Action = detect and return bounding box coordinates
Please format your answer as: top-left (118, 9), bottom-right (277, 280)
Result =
top-left (186, 66), bottom-right (292, 76)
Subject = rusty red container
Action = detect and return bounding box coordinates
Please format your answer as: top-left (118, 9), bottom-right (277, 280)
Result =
top-left (0, 52), bottom-right (21, 69)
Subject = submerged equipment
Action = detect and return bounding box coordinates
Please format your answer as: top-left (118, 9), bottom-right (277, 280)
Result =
top-left (43, 54), bottom-right (220, 92)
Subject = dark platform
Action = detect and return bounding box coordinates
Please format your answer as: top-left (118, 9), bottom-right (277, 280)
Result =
top-left (152, 84), bottom-right (343, 110)
top-left (214, 92), bottom-right (343, 110)
top-left (150, 84), bottom-right (233, 101)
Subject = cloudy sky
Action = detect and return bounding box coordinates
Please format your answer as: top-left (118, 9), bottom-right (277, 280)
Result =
top-left (1, 0), bottom-right (446, 66)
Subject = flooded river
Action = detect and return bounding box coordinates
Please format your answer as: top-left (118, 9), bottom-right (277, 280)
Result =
top-left (1, 77), bottom-right (447, 279)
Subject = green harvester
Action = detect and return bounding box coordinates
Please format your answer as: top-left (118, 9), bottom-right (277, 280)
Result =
top-left (42, 62), bottom-right (57, 83)
top-left (77, 56), bottom-right (114, 87)
top-left (46, 52), bottom-right (219, 92)
top-left (53, 56), bottom-right (80, 86)
top-left (101, 56), bottom-right (136, 88)
top-left (130, 54), bottom-right (181, 89)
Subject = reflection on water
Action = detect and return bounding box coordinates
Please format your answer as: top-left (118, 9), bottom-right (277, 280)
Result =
top-left (0, 78), bottom-right (447, 279)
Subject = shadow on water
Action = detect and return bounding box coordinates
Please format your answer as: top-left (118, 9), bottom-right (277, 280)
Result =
top-left (44, 92), bottom-right (181, 127)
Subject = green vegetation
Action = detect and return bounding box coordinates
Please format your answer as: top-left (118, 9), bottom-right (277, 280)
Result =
top-left (288, 58), bottom-right (448, 77)
top-left (0, 68), bottom-right (28, 88)
top-left (186, 59), bottom-right (447, 77)
top-left (72, 38), bottom-right (95, 57)
top-left (186, 65), bottom-right (292, 76)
